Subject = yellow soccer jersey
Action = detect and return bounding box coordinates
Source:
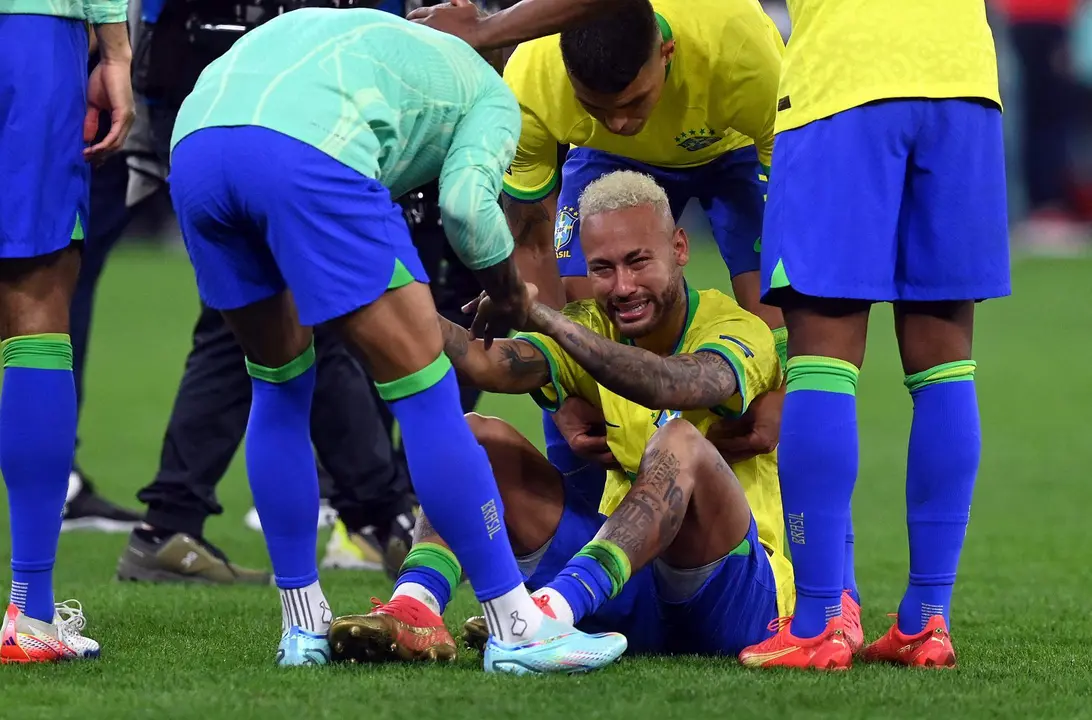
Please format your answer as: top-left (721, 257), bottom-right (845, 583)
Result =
top-left (776, 0), bottom-right (1002, 133)
top-left (501, 0), bottom-right (784, 202)
top-left (515, 287), bottom-right (794, 616)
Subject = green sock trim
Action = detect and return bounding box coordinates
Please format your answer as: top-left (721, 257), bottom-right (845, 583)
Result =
top-left (245, 343), bottom-right (316, 383)
top-left (375, 353), bottom-right (452, 402)
top-left (576, 540), bottom-right (632, 599)
top-left (1, 334), bottom-right (73, 370)
top-left (400, 542), bottom-right (461, 594)
top-left (771, 327), bottom-right (788, 372)
top-left (387, 259), bottom-right (415, 290)
top-left (785, 355), bottom-right (859, 395)
top-left (904, 360), bottom-right (976, 393)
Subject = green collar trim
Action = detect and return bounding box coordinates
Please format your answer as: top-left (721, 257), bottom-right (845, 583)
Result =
top-left (655, 12), bottom-right (673, 79)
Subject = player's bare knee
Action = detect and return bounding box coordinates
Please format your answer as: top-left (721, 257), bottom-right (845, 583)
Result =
top-left (464, 412), bottom-right (514, 446)
top-left (641, 418), bottom-right (704, 489)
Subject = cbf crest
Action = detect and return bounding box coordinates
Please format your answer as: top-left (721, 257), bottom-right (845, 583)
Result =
top-left (675, 127), bottom-right (721, 152)
top-left (654, 409), bottom-right (683, 428)
top-left (555, 205), bottom-right (578, 259)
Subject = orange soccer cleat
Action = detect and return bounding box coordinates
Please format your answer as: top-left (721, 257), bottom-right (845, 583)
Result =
top-left (738, 616), bottom-right (853, 670)
top-left (841, 591), bottom-right (864, 654)
top-left (327, 595), bottom-right (457, 664)
top-left (1, 602), bottom-right (100, 664)
top-left (862, 614), bottom-right (956, 668)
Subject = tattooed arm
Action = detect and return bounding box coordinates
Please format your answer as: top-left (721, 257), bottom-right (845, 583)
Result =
top-left (527, 303), bottom-right (738, 411)
top-left (439, 316), bottom-right (552, 394)
top-left (503, 189), bottom-right (566, 310)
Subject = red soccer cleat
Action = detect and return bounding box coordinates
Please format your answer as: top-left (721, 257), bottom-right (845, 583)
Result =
top-left (841, 591), bottom-right (864, 654)
top-left (327, 595), bottom-right (456, 664)
top-left (738, 616), bottom-right (853, 670)
top-left (863, 614), bottom-right (956, 668)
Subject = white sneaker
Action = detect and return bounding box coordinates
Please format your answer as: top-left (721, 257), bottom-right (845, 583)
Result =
top-left (245, 500), bottom-right (337, 533)
top-left (0, 600), bottom-right (100, 664)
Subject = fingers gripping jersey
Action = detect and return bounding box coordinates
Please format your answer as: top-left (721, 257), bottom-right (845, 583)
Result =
top-left (171, 9), bottom-right (520, 271)
top-left (515, 287), bottom-right (795, 616)
top-left (502, 0), bottom-right (784, 201)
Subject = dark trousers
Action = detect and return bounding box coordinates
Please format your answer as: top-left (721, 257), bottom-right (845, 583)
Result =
top-left (1011, 21), bottom-right (1073, 210)
top-left (70, 103), bottom-right (412, 539)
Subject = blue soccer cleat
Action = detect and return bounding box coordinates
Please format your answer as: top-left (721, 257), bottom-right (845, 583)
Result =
top-left (483, 615), bottom-right (627, 675)
top-left (275, 626), bottom-right (331, 667)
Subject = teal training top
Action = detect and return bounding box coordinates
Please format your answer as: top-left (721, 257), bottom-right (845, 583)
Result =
top-left (172, 8), bottom-right (521, 271)
top-left (0, 0), bottom-right (127, 25)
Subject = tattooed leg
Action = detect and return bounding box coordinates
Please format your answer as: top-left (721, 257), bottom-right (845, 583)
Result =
top-left (597, 418), bottom-right (752, 572)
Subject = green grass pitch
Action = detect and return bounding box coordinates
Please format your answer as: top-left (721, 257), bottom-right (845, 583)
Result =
top-left (1, 243), bottom-right (1091, 719)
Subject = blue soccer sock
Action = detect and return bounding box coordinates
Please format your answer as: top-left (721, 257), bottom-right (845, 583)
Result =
top-left (245, 346), bottom-right (321, 590)
top-left (898, 361), bottom-right (980, 635)
top-left (1, 334), bottom-right (77, 623)
top-left (393, 542), bottom-right (461, 615)
top-left (545, 540), bottom-right (630, 625)
top-left (381, 361), bottom-right (525, 603)
top-left (780, 356), bottom-right (859, 638)
top-left (844, 512), bottom-right (859, 605)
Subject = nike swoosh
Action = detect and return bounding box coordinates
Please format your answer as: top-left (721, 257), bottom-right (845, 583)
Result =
top-left (604, 421), bottom-right (620, 428)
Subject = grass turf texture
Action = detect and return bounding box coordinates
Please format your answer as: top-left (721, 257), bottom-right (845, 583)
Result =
top-left (1, 243), bottom-right (1091, 719)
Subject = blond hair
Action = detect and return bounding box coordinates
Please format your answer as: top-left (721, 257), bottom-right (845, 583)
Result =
top-left (577, 170), bottom-right (672, 226)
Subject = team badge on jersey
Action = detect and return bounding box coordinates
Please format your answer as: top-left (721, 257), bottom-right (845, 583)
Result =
top-left (654, 409), bottom-right (683, 428)
top-left (675, 127), bottom-right (721, 152)
top-left (555, 206), bottom-right (578, 259)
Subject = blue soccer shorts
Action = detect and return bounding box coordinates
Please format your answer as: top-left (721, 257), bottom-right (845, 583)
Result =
top-left (761, 99), bottom-right (1011, 304)
top-left (550, 145), bottom-right (767, 280)
top-left (0, 15), bottom-right (89, 259)
top-left (521, 470), bottom-right (779, 656)
top-left (169, 126), bottom-right (428, 326)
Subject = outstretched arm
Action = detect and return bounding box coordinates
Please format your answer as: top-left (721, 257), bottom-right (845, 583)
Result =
top-left (440, 317), bottom-right (551, 394)
top-left (527, 304), bottom-right (738, 411)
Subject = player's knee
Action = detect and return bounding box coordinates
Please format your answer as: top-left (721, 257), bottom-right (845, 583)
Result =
top-left (464, 412), bottom-right (524, 454)
top-left (649, 417), bottom-right (705, 453)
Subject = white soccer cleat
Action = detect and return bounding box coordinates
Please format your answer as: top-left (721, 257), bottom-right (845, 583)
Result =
top-left (1, 600), bottom-right (100, 664)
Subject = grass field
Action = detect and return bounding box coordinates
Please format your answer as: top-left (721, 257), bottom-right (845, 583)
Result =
top-left (2, 242), bottom-right (1092, 719)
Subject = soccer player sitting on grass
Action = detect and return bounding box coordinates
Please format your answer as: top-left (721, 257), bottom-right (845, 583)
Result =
top-left (328, 171), bottom-right (841, 665)
top-left (166, 7), bottom-right (625, 673)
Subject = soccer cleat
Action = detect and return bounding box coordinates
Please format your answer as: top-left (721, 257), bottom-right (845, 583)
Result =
top-left (320, 520), bottom-right (385, 573)
top-left (327, 595), bottom-right (456, 664)
top-left (862, 614), bottom-right (956, 668)
top-left (1, 601), bottom-right (100, 664)
top-left (275, 626), bottom-right (331, 667)
top-left (842, 590), bottom-right (864, 654)
top-left (62, 470), bottom-right (142, 533)
top-left (483, 615), bottom-right (627, 676)
top-left (738, 616), bottom-right (853, 670)
top-left (463, 593), bottom-right (556, 654)
top-left (117, 530), bottom-right (271, 585)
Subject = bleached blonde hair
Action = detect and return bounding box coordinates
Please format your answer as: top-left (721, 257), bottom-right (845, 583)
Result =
top-left (577, 170), bottom-right (672, 227)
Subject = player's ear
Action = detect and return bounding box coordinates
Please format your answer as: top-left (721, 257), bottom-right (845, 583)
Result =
top-left (673, 226), bottom-right (689, 267)
top-left (660, 39), bottom-right (675, 67)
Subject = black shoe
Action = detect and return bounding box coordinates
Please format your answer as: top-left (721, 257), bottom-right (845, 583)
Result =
top-left (62, 471), bottom-right (143, 533)
top-left (373, 508), bottom-right (417, 580)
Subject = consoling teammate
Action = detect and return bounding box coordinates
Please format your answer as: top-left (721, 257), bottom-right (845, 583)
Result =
top-left (328, 171), bottom-right (810, 666)
top-left (0, 0), bottom-right (135, 663)
top-left (739, 0), bottom-right (1010, 670)
top-left (167, 8), bottom-right (625, 672)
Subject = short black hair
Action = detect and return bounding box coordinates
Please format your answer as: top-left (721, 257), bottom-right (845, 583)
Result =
top-left (559, 0), bottom-right (659, 95)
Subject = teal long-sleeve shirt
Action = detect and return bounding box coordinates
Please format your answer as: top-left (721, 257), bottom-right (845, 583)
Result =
top-left (0, 0), bottom-right (127, 25)
top-left (171, 8), bottom-right (521, 272)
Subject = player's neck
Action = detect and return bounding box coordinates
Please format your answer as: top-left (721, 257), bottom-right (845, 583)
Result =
top-left (635, 295), bottom-right (687, 357)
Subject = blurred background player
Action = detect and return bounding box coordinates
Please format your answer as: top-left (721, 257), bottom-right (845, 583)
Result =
top-left (409, 0), bottom-right (636, 48)
top-left (740, 0), bottom-right (1010, 670)
top-left (167, 8), bottom-right (627, 671)
top-left (330, 171), bottom-right (814, 665)
top-left (0, 0), bottom-right (135, 662)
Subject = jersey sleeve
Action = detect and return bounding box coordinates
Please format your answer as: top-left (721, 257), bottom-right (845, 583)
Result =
top-left (511, 302), bottom-right (603, 412)
top-left (437, 85), bottom-right (519, 271)
top-left (83, 0), bottom-right (128, 24)
top-left (693, 314), bottom-right (781, 418)
top-left (501, 45), bottom-right (561, 202)
top-left (715, 12), bottom-right (784, 170)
